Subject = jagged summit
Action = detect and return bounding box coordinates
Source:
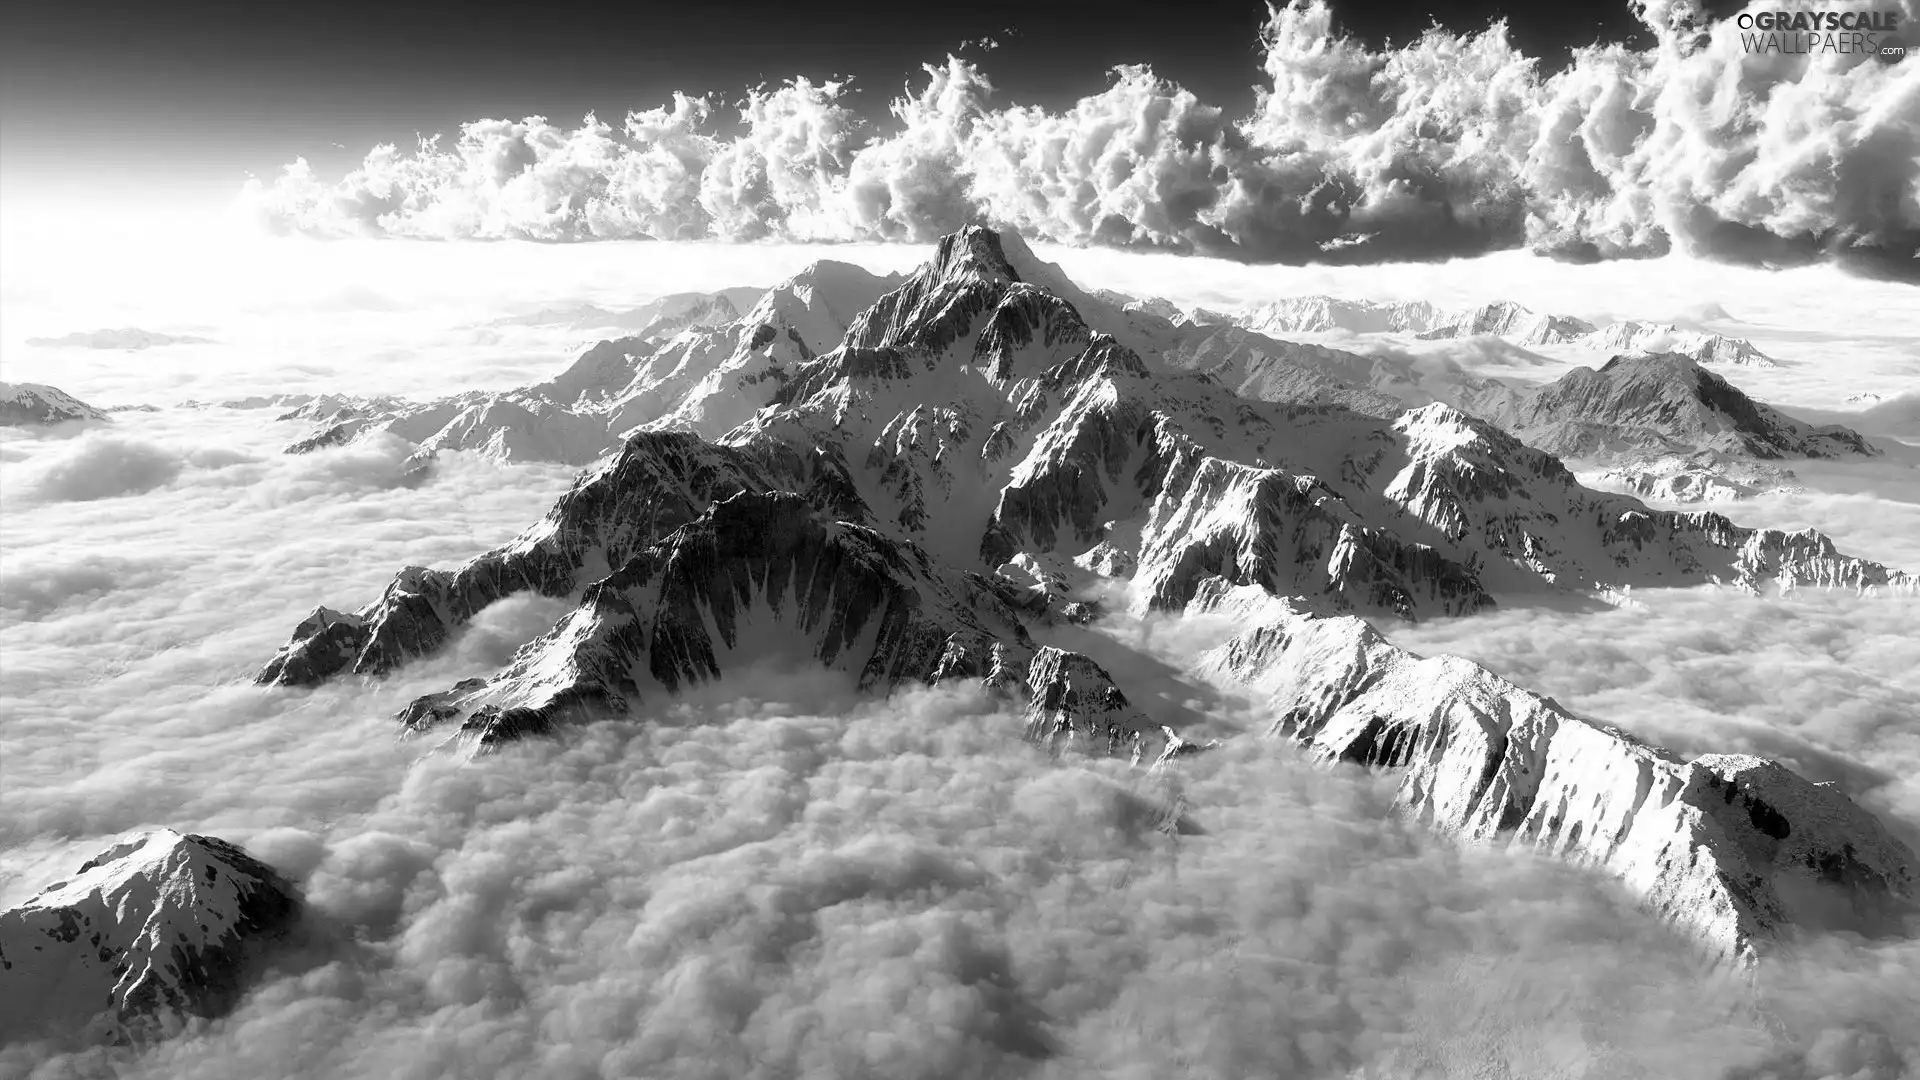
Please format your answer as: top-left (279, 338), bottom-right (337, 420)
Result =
top-left (0, 830), bottom-right (300, 1045)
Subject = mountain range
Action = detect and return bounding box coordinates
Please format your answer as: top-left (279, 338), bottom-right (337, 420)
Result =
top-left (251, 227), bottom-right (1913, 970)
top-left (6, 227), bottom-right (1914, 1040)
top-left (269, 263), bottom-right (1874, 505)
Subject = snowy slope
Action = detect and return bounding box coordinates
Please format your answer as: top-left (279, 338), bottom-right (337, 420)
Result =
top-left (0, 830), bottom-right (299, 1044)
top-left (0, 382), bottom-right (110, 425)
top-left (1194, 580), bottom-right (1917, 968)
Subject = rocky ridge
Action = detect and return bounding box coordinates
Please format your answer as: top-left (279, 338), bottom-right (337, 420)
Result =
top-left (1193, 579), bottom-right (1916, 967)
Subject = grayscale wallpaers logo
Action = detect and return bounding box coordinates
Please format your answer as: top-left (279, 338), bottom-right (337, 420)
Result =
top-left (1735, 9), bottom-right (1909, 61)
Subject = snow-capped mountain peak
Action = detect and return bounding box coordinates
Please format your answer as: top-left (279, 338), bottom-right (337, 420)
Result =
top-left (0, 830), bottom-right (300, 1044)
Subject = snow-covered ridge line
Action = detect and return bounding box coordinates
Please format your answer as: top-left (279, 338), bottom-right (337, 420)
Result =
top-left (0, 382), bottom-right (110, 426)
top-left (1213, 294), bottom-right (1778, 368)
top-left (1194, 580), bottom-right (1918, 967)
top-left (0, 830), bottom-right (301, 1043)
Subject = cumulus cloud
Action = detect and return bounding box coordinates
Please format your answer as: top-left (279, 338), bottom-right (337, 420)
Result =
top-left (18, 434), bottom-right (185, 502)
top-left (0, 554), bottom-right (172, 621)
top-left (10, 673), bottom-right (1919, 1079)
top-left (237, 0), bottom-right (1920, 274)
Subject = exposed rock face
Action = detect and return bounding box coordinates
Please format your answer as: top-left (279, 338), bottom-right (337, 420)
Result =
top-left (393, 491), bottom-right (1037, 750)
top-left (1023, 647), bottom-right (1156, 760)
top-left (0, 382), bottom-right (109, 425)
top-left (0, 830), bottom-right (300, 1045)
top-left (1193, 580), bottom-right (1918, 967)
top-left (259, 433), bottom-right (802, 687)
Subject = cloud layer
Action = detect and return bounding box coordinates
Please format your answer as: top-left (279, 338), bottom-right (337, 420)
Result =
top-left (10, 672), bottom-right (1919, 1079)
top-left (239, 0), bottom-right (1920, 272)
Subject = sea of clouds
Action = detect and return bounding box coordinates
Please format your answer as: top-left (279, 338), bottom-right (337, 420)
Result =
top-left (2, 212), bottom-right (1918, 1075)
top-left (234, 0), bottom-right (1920, 275)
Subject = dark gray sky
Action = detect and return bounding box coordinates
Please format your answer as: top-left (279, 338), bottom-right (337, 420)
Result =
top-left (1, 0), bottom-right (1667, 211)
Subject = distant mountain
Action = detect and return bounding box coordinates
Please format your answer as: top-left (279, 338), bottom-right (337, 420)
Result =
top-left (1139, 292), bottom-right (1780, 370)
top-left (282, 262), bottom-right (907, 465)
top-left (25, 328), bottom-right (214, 350)
top-left (0, 382), bottom-right (109, 425)
top-left (0, 830), bottom-right (299, 1045)
top-left (1079, 291), bottom-right (1839, 502)
top-left (1471, 352), bottom-right (1880, 500)
top-left (1483, 353), bottom-right (1873, 461)
top-left (1415, 300), bottom-right (1596, 345)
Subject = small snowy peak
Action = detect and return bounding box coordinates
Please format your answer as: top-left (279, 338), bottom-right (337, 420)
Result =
top-left (0, 829), bottom-right (300, 1045)
top-left (419, 396), bottom-right (615, 465)
top-left (24, 328), bottom-right (214, 350)
top-left (275, 394), bottom-right (410, 425)
top-left (632, 293), bottom-right (741, 338)
top-left (1587, 321), bottom-right (1776, 368)
top-left (529, 336), bottom-right (655, 408)
top-left (1240, 295), bottom-right (1442, 336)
top-left (743, 260), bottom-right (906, 354)
top-left (0, 382), bottom-right (110, 425)
top-left (1416, 301), bottom-right (1595, 345)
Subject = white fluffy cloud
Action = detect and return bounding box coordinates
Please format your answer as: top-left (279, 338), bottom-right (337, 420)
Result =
top-left (9, 674), bottom-right (1918, 1079)
top-left (237, 0), bottom-right (1920, 272)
